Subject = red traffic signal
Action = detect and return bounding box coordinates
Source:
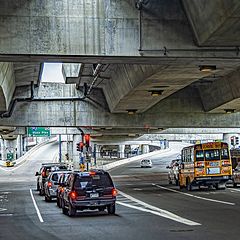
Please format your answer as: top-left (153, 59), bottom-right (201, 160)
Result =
top-left (84, 134), bottom-right (90, 149)
top-left (76, 142), bottom-right (84, 151)
top-left (79, 142), bottom-right (84, 151)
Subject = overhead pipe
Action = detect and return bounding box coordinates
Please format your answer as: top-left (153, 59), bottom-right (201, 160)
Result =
top-left (0, 81), bottom-right (88, 118)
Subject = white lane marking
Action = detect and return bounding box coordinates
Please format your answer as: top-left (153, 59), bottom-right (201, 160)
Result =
top-left (152, 184), bottom-right (235, 206)
top-left (29, 189), bottom-right (44, 223)
top-left (0, 208), bottom-right (7, 212)
top-left (133, 188), bottom-right (142, 191)
top-left (0, 214), bottom-right (13, 217)
top-left (118, 190), bottom-right (201, 226)
top-left (229, 188), bottom-right (240, 192)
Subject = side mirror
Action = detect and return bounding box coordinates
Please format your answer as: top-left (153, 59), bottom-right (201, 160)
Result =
top-left (35, 172), bottom-right (39, 176)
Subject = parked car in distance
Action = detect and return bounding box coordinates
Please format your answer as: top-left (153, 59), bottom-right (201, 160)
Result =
top-left (140, 159), bottom-right (153, 168)
top-left (167, 159), bottom-right (180, 185)
top-left (56, 172), bottom-right (71, 208)
top-left (61, 170), bottom-right (117, 217)
top-left (35, 163), bottom-right (68, 196)
top-left (232, 162), bottom-right (240, 187)
top-left (44, 170), bottom-right (71, 202)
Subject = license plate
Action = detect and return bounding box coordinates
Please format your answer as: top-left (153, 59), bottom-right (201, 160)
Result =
top-left (90, 193), bottom-right (99, 198)
top-left (207, 167), bottom-right (220, 174)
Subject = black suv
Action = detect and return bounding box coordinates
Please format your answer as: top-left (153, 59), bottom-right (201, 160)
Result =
top-left (35, 163), bottom-right (68, 196)
top-left (61, 170), bottom-right (117, 217)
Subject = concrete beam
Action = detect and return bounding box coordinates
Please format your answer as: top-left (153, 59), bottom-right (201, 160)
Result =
top-left (0, 0), bottom-right (239, 61)
top-left (0, 62), bottom-right (15, 111)
top-left (183, 0), bottom-right (240, 46)
top-left (1, 84), bottom-right (240, 128)
top-left (198, 68), bottom-right (240, 112)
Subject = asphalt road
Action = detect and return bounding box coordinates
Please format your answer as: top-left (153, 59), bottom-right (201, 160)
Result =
top-left (0, 142), bottom-right (239, 240)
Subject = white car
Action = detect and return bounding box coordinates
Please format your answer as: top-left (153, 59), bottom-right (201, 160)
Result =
top-left (140, 159), bottom-right (153, 168)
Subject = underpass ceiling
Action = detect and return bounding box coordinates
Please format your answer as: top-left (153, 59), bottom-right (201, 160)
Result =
top-left (63, 59), bottom-right (240, 114)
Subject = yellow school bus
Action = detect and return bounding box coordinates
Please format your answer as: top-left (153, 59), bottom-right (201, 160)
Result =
top-left (179, 142), bottom-right (232, 190)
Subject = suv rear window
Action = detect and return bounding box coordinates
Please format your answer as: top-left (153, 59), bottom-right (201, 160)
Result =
top-left (51, 173), bottom-right (59, 182)
top-left (74, 174), bottom-right (113, 190)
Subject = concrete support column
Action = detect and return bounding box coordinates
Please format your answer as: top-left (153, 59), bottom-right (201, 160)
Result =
top-left (95, 145), bottom-right (101, 158)
top-left (141, 144), bottom-right (149, 154)
top-left (119, 145), bottom-right (125, 158)
top-left (0, 138), bottom-right (4, 160)
top-left (16, 135), bottom-right (23, 159)
top-left (72, 134), bottom-right (81, 170)
top-left (4, 139), bottom-right (17, 161)
top-left (223, 133), bottom-right (239, 148)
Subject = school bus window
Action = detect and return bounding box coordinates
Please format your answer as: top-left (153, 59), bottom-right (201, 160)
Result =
top-left (196, 150), bottom-right (204, 161)
top-left (205, 150), bottom-right (220, 161)
top-left (221, 149), bottom-right (229, 159)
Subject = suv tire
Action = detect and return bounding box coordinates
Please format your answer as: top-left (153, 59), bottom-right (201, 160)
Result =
top-left (45, 195), bottom-right (51, 202)
top-left (39, 188), bottom-right (45, 196)
top-left (68, 203), bottom-right (76, 217)
top-left (62, 202), bottom-right (68, 215)
top-left (107, 203), bottom-right (116, 215)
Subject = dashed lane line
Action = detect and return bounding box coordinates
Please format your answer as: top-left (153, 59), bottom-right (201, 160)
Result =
top-left (152, 184), bottom-right (235, 206)
top-left (117, 190), bottom-right (201, 226)
top-left (29, 189), bottom-right (44, 223)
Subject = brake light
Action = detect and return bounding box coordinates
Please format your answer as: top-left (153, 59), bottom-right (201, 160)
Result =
top-left (60, 187), bottom-right (64, 193)
top-left (47, 182), bottom-right (52, 188)
top-left (89, 171), bottom-right (96, 176)
top-left (112, 188), bottom-right (118, 197)
top-left (69, 191), bottom-right (77, 200)
top-left (195, 162), bottom-right (204, 167)
top-left (42, 171), bottom-right (46, 177)
top-left (222, 160), bottom-right (230, 166)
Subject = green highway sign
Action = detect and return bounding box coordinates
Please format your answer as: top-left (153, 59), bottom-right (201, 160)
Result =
top-left (7, 153), bottom-right (14, 160)
top-left (27, 127), bottom-right (51, 137)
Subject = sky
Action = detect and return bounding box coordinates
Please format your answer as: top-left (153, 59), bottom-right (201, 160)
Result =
top-left (41, 63), bottom-right (65, 83)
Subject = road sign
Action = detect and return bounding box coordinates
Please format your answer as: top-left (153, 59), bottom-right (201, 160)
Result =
top-left (27, 127), bottom-right (51, 137)
top-left (6, 153), bottom-right (13, 160)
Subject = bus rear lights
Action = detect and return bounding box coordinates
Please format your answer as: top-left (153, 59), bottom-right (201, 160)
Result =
top-left (222, 160), bottom-right (230, 166)
top-left (199, 65), bottom-right (216, 72)
top-left (196, 162), bottom-right (204, 167)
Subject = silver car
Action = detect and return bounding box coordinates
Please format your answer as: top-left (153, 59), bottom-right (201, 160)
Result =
top-left (44, 170), bottom-right (71, 202)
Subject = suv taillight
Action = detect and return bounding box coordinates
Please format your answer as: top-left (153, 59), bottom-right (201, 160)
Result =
top-left (112, 188), bottom-right (118, 197)
top-left (47, 182), bottom-right (52, 188)
top-left (42, 171), bottom-right (46, 177)
top-left (69, 191), bottom-right (77, 200)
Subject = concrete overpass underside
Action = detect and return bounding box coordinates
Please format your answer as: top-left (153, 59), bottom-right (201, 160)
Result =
top-left (0, 0), bottom-right (240, 133)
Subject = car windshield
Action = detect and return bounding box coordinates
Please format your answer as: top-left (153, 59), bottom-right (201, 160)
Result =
top-left (74, 174), bottom-right (112, 190)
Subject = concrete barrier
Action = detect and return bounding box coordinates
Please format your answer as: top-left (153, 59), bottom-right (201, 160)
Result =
top-left (0, 139), bottom-right (56, 167)
top-left (98, 148), bottom-right (171, 171)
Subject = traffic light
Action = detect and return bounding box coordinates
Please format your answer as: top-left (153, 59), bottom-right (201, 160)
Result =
top-left (77, 142), bottom-right (84, 151)
top-left (236, 137), bottom-right (239, 145)
top-left (231, 136), bottom-right (235, 146)
top-left (84, 134), bottom-right (90, 150)
top-left (79, 142), bottom-right (84, 152)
